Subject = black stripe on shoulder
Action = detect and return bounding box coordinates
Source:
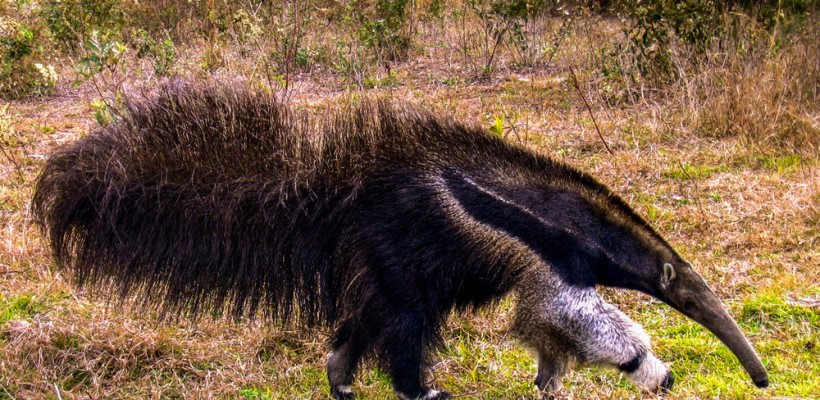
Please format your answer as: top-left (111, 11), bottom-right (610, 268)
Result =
top-left (441, 170), bottom-right (601, 288)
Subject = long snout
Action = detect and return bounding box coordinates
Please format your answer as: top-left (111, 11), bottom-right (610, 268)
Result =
top-left (685, 297), bottom-right (769, 387)
top-left (663, 273), bottom-right (769, 388)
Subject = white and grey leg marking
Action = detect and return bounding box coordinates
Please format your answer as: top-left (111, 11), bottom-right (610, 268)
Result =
top-left (331, 384), bottom-right (355, 400)
top-left (551, 288), bottom-right (671, 392)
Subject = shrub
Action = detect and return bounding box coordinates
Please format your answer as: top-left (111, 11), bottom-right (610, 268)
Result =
top-left (615, 0), bottom-right (721, 84)
top-left (73, 30), bottom-right (126, 80)
top-left (0, 17), bottom-right (56, 98)
top-left (134, 29), bottom-right (176, 76)
top-left (356, 0), bottom-right (414, 64)
top-left (460, 0), bottom-right (559, 77)
top-left (506, 1), bottom-right (581, 68)
top-left (40, 0), bottom-right (124, 53)
top-left (608, 0), bottom-right (815, 85)
top-left (693, 20), bottom-right (819, 153)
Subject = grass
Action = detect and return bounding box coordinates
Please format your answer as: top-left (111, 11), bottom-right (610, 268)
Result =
top-left (0, 295), bottom-right (44, 324)
top-left (661, 163), bottom-right (730, 180)
top-left (758, 154), bottom-right (807, 174)
top-left (645, 291), bottom-right (819, 398)
top-left (1, 2), bottom-right (818, 399)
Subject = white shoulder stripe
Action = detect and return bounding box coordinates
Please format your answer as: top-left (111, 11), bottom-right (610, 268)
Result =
top-left (439, 172), bottom-right (613, 262)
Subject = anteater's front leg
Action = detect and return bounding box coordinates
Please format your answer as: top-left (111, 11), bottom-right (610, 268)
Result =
top-left (556, 288), bottom-right (674, 393)
top-left (534, 340), bottom-right (570, 394)
top-left (513, 279), bottom-right (572, 396)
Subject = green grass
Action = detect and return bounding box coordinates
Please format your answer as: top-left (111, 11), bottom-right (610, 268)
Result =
top-left (439, 325), bottom-right (536, 397)
top-left (240, 387), bottom-right (272, 399)
top-left (759, 154), bottom-right (805, 173)
top-left (662, 162), bottom-right (729, 180)
top-left (634, 290), bottom-right (820, 399)
top-left (227, 290), bottom-right (818, 399)
top-left (0, 294), bottom-right (44, 324)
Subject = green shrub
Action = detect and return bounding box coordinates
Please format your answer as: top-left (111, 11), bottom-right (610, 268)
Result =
top-left (331, 37), bottom-right (369, 88)
top-left (40, 0), bottom-right (124, 52)
top-left (0, 17), bottom-right (56, 98)
top-left (609, 0), bottom-right (816, 85)
top-left (617, 0), bottom-right (720, 84)
top-left (134, 29), bottom-right (176, 76)
top-left (461, 0), bottom-right (556, 77)
top-left (266, 3), bottom-right (313, 75)
top-left (356, 0), bottom-right (413, 64)
top-left (73, 30), bottom-right (126, 81)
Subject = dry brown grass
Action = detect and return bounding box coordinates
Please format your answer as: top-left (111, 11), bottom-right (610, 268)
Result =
top-left (1, 4), bottom-right (818, 399)
top-left (668, 20), bottom-right (820, 156)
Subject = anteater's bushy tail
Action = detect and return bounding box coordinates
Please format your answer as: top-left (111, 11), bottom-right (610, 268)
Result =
top-left (31, 82), bottom-right (372, 324)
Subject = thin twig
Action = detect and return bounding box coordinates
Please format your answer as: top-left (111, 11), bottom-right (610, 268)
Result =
top-left (0, 144), bottom-right (24, 183)
top-left (568, 66), bottom-right (614, 156)
top-left (1, 263), bottom-right (27, 274)
top-left (282, 2), bottom-right (302, 100)
top-left (508, 119), bottom-right (524, 146)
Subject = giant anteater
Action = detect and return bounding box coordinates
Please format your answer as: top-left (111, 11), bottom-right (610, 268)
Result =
top-left (32, 82), bottom-right (768, 399)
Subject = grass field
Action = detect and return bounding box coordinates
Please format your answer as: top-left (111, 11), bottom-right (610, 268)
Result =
top-left (1, 2), bottom-right (818, 399)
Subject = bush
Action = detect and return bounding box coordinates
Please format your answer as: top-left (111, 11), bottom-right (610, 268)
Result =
top-left (459, 0), bottom-right (561, 77)
top-left (134, 29), bottom-right (176, 76)
top-left (605, 0), bottom-right (722, 85)
top-left (40, 0), bottom-right (124, 53)
top-left (602, 0), bottom-right (814, 84)
top-left (355, 0), bottom-right (414, 64)
top-left (0, 16), bottom-right (56, 98)
top-left (594, 0), bottom-right (816, 103)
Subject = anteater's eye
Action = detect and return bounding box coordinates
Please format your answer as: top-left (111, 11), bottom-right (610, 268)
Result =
top-left (684, 299), bottom-right (696, 311)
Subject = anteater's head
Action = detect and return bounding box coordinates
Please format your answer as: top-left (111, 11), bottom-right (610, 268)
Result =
top-left (555, 170), bottom-right (771, 389)
top-left (533, 166), bottom-right (770, 389)
top-left (650, 258), bottom-right (769, 388)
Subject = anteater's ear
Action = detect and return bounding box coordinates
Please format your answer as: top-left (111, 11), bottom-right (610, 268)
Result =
top-left (661, 263), bottom-right (676, 289)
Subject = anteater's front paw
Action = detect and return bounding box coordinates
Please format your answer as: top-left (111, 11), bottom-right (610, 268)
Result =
top-left (628, 353), bottom-right (672, 394)
top-left (659, 371), bottom-right (674, 394)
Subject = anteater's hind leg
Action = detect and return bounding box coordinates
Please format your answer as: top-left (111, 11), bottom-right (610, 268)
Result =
top-left (328, 319), bottom-right (370, 400)
top-left (381, 310), bottom-right (451, 400)
top-left (327, 301), bottom-right (450, 399)
top-left (554, 288), bottom-right (674, 393)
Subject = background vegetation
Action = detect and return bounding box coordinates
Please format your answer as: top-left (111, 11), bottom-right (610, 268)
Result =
top-left (1, 0), bottom-right (817, 398)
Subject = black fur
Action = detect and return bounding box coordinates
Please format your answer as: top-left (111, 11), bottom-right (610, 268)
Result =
top-left (32, 82), bottom-right (682, 398)
top-left (618, 353), bottom-right (644, 373)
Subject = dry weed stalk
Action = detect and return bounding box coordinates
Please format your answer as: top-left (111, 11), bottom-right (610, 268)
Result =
top-left (670, 16), bottom-right (819, 154)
